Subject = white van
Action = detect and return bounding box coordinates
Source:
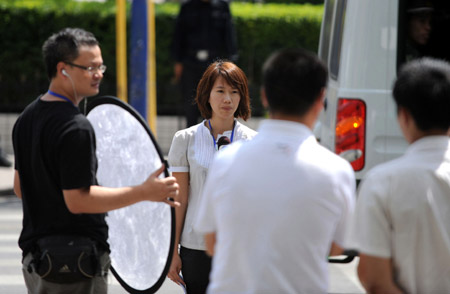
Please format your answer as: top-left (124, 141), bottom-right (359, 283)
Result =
top-left (315, 0), bottom-right (450, 181)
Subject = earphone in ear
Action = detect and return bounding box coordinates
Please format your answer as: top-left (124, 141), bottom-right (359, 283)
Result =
top-left (61, 68), bottom-right (78, 106)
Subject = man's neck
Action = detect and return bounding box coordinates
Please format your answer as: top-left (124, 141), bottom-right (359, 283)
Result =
top-left (408, 129), bottom-right (449, 144)
top-left (269, 112), bottom-right (314, 130)
top-left (46, 83), bottom-right (79, 106)
top-left (207, 117), bottom-right (235, 138)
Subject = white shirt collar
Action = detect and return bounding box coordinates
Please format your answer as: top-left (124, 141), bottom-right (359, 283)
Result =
top-left (406, 135), bottom-right (450, 155)
top-left (257, 119), bottom-right (312, 138)
top-left (200, 119), bottom-right (235, 138)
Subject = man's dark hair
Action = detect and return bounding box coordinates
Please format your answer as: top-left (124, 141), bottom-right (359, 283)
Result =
top-left (42, 28), bottom-right (99, 80)
top-left (393, 57), bottom-right (450, 131)
top-left (262, 48), bottom-right (327, 116)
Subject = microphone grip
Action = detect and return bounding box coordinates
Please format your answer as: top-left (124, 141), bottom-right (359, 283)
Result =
top-left (217, 136), bottom-right (231, 150)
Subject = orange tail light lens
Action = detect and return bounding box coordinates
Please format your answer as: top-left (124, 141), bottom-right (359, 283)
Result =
top-left (335, 98), bottom-right (366, 171)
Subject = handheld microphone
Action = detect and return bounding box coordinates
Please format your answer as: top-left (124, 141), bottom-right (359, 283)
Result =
top-left (217, 136), bottom-right (231, 150)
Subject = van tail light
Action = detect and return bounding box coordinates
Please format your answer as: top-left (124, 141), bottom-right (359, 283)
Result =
top-left (335, 98), bottom-right (366, 171)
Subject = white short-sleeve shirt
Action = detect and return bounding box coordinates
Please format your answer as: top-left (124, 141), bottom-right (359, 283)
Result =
top-left (195, 119), bottom-right (356, 293)
top-left (350, 136), bottom-right (450, 294)
top-left (168, 119), bottom-right (256, 250)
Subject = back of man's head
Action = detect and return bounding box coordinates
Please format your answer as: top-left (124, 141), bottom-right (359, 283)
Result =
top-left (393, 58), bottom-right (450, 131)
top-left (42, 27), bottom-right (99, 80)
top-left (262, 48), bottom-right (327, 116)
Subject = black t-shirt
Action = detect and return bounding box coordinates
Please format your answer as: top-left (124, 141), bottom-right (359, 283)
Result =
top-left (12, 97), bottom-right (109, 256)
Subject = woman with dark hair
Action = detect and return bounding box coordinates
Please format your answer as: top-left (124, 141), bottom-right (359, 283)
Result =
top-left (167, 60), bottom-right (256, 293)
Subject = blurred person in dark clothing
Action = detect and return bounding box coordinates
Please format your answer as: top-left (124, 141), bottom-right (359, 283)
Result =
top-left (0, 145), bottom-right (12, 167)
top-left (171, 0), bottom-right (238, 128)
top-left (405, 0), bottom-right (434, 61)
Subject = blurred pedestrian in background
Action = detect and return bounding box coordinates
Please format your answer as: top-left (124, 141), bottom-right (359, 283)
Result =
top-left (405, 0), bottom-right (434, 61)
top-left (171, 0), bottom-right (238, 128)
top-left (0, 144), bottom-right (11, 167)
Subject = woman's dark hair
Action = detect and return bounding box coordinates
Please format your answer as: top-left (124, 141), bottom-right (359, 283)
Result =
top-left (195, 60), bottom-right (251, 120)
top-left (42, 28), bottom-right (99, 80)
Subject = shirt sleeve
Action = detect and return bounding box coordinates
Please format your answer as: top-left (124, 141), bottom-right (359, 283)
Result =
top-left (332, 165), bottom-right (356, 248)
top-left (59, 127), bottom-right (97, 190)
top-left (349, 171), bottom-right (393, 258)
top-left (168, 130), bottom-right (190, 173)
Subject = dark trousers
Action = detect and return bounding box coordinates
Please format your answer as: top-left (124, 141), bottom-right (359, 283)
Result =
top-left (180, 63), bottom-right (206, 128)
top-left (180, 246), bottom-right (212, 294)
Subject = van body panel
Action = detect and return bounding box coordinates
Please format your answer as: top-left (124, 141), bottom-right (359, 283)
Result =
top-left (317, 0), bottom-right (408, 180)
top-left (340, 0), bottom-right (392, 90)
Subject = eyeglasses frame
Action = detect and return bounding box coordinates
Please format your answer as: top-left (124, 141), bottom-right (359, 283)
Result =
top-left (65, 62), bottom-right (107, 74)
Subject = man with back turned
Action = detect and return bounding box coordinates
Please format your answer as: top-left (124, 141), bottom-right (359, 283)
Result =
top-left (194, 49), bottom-right (356, 293)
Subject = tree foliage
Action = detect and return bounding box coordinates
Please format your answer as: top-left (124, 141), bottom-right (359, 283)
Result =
top-left (0, 0), bottom-right (323, 115)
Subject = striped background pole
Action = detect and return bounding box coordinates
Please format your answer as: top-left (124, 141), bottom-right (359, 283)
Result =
top-left (129, 0), bottom-right (158, 135)
top-left (147, 0), bottom-right (157, 134)
top-left (115, 0), bottom-right (128, 103)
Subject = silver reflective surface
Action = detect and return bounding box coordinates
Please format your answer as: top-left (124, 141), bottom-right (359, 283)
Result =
top-left (87, 104), bottom-right (171, 290)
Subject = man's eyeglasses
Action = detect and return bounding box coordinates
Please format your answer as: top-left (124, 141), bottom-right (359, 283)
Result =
top-left (65, 62), bottom-right (107, 74)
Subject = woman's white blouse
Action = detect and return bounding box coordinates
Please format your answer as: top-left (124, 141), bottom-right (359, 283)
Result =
top-left (168, 120), bottom-right (257, 250)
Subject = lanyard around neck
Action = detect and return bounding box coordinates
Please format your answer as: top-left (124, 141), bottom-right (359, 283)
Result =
top-left (47, 90), bottom-right (75, 107)
top-left (208, 120), bottom-right (236, 150)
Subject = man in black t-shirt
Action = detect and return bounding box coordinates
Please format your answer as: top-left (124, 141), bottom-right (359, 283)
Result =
top-left (13, 28), bottom-right (179, 293)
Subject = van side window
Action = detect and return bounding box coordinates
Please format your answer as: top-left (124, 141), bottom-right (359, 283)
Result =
top-left (319, 0), bottom-right (336, 67)
top-left (329, 0), bottom-right (347, 80)
top-left (398, 0), bottom-right (450, 67)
